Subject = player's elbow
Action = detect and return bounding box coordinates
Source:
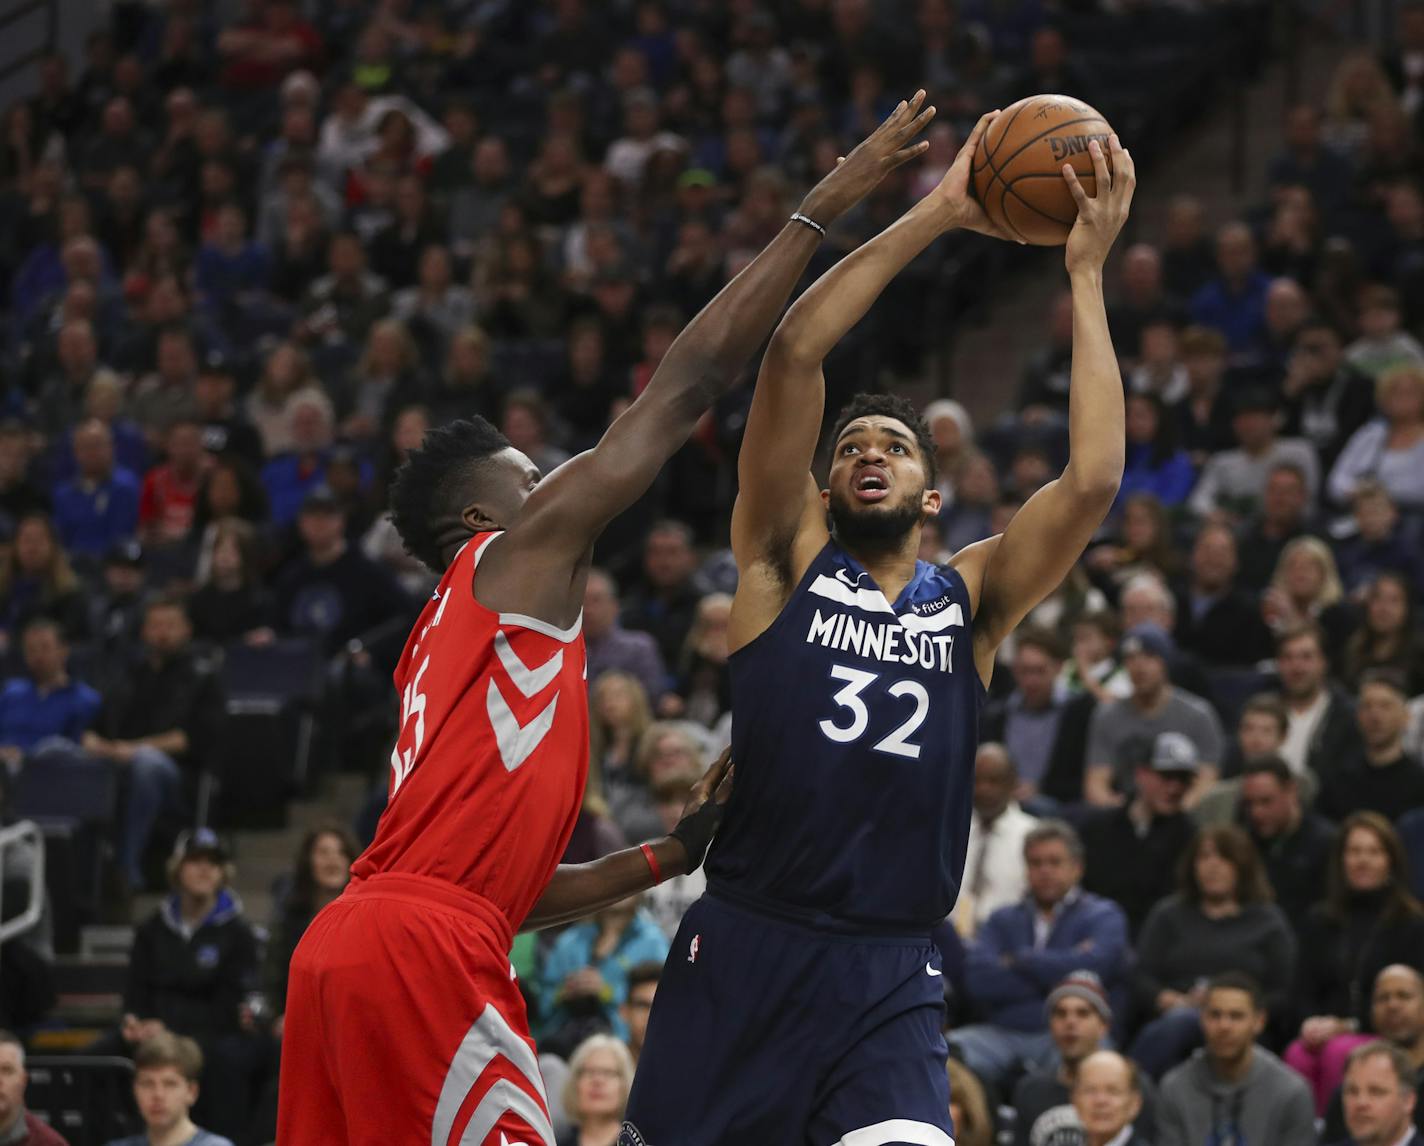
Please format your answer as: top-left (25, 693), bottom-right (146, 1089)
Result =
top-left (1064, 463), bottom-right (1122, 507)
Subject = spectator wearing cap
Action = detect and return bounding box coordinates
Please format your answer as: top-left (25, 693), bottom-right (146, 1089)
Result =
top-left (1288, 814), bottom-right (1424, 1114)
top-left (1189, 222), bottom-right (1274, 355)
top-left (1329, 365), bottom-right (1424, 514)
top-left (0, 1029), bottom-right (68, 1145)
top-left (192, 354), bottom-right (263, 467)
top-left (583, 568), bottom-right (669, 705)
top-left (1239, 755), bottom-right (1336, 923)
top-left (1274, 622), bottom-right (1364, 784)
top-left (951, 821), bottom-right (1129, 1090)
top-left (1081, 732), bottom-right (1201, 937)
top-left (1188, 387), bottom-right (1321, 522)
top-left (83, 596), bottom-right (225, 889)
top-left (139, 419), bottom-right (209, 550)
top-left (1129, 824), bottom-right (1296, 1079)
top-left (1014, 973), bottom-right (1163, 1146)
top-left (1157, 973), bottom-right (1317, 1146)
top-left (88, 540), bottom-right (147, 667)
top-left (0, 617), bottom-right (100, 771)
top-left (1317, 671), bottom-right (1424, 823)
top-left (954, 743), bottom-right (1039, 937)
top-left (1279, 321), bottom-right (1375, 474)
top-left (1083, 626), bottom-right (1225, 809)
top-left (118, 830), bottom-right (255, 1041)
top-left (1118, 574), bottom-right (1215, 701)
top-left (51, 418), bottom-right (140, 560)
top-left (271, 486), bottom-right (411, 656)
top-left (1336, 1040), bottom-right (1421, 1146)
top-left (1172, 521), bottom-right (1275, 667)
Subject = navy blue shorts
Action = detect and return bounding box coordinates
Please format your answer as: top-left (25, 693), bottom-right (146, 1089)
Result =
top-left (619, 893), bottom-right (955, 1146)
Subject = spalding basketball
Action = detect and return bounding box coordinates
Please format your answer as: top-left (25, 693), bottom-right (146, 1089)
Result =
top-left (971, 94), bottom-right (1115, 246)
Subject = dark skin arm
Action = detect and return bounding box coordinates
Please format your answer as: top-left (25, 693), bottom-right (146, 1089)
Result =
top-left (521, 749), bottom-right (733, 932)
top-left (473, 94), bottom-right (937, 629)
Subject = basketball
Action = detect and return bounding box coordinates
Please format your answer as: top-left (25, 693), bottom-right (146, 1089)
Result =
top-left (972, 94), bottom-right (1116, 246)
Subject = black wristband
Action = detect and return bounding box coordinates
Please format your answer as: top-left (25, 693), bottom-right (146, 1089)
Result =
top-left (790, 211), bottom-right (827, 238)
top-left (668, 799), bottom-right (725, 872)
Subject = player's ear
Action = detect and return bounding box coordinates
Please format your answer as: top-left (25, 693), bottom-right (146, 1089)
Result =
top-left (922, 487), bottom-right (942, 517)
top-left (819, 487), bottom-right (831, 510)
top-left (460, 501), bottom-right (501, 533)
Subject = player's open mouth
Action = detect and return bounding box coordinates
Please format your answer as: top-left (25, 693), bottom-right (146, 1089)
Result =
top-left (853, 467), bottom-right (890, 502)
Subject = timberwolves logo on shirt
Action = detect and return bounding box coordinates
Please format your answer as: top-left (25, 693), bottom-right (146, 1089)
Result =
top-left (195, 944), bottom-right (220, 969)
top-left (290, 585), bottom-right (346, 635)
top-left (618, 1122), bottom-right (650, 1146)
top-left (1030, 1103), bottom-right (1087, 1146)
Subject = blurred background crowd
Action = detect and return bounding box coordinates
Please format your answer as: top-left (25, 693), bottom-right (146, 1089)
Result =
top-left (0, 0), bottom-right (1422, 1143)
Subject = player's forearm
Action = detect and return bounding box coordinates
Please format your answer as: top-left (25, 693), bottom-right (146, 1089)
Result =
top-left (519, 838), bottom-right (687, 932)
top-left (646, 221), bottom-right (824, 425)
top-left (1063, 268), bottom-right (1126, 500)
top-left (770, 199), bottom-right (950, 369)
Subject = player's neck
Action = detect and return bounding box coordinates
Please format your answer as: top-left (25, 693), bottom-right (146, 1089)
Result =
top-left (842, 537), bottom-right (921, 603)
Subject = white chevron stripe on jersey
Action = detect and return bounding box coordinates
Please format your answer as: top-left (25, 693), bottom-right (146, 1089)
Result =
top-left (837, 1119), bottom-right (956, 1146)
top-left (494, 632), bottom-right (564, 697)
top-left (899, 603), bottom-right (965, 633)
top-left (433, 1005), bottom-right (553, 1146)
top-left (487, 680), bottom-right (559, 772)
top-left (460, 1079), bottom-right (555, 1146)
top-left (808, 574), bottom-right (896, 614)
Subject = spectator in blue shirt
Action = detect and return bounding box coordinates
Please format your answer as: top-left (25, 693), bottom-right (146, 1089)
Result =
top-left (537, 895), bottom-right (670, 1058)
top-left (0, 617), bottom-right (100, 770)
top-left (1190, 223), bottom-right (1273, 354)
top-left (950, 819), bottom-right (1131, 1089)
top-left (51, 418), bottom-right (141, 560)
top-left (1118, 392), bottom-right (1199, 510)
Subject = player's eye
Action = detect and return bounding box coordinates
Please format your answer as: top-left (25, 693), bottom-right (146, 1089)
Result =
top-left (842, 444), bottom-right (859, 455)
top-left (890, 443), bottom-right (907, 454)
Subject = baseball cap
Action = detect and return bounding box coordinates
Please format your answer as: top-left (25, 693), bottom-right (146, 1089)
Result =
top-left (105, 539), bottom-right (145, 569)
top-left (1120, 622), bottom-right (1175, 661)
top-left (1150, 731), bottom-right (1201, 774)
top-left (172, 827), bottom-right (228, 864)
top-left (301, 484), bottom-right (343, 514)
top-left (200, 350), bottom-right (232, 377)
top-left (677, 168), bottom-right (716, 191)
top-left (1045, 969), bottom-right (1112, 1023)
top-left (1231, 388), bottom-right (1276, 416)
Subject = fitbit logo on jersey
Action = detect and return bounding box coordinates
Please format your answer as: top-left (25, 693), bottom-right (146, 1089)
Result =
top-left (911, 593), bottom-right (957, 617)
top-left (805, 609), bottom-right (955, 672)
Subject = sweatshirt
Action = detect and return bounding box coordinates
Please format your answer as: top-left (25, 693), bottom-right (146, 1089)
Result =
top-left (1157, 1046), bottom-right (1318, 1146)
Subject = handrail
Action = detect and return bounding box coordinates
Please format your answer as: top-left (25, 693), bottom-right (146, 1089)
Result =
top-left (0, 819), bottom-right (45, 946)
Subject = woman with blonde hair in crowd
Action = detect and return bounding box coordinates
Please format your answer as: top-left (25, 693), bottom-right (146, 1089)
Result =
top-left (1263, 535), bottom-right (1356, 663)
top-left (1323, 50), bottom-right (1399, 156)
top-left (1329, 364), bottom-right (1424, 513)
top-left (341, 317), bottom-right (427, 441)
top-left (245, 340), bottom-right (320, 456)
top-left (675, 592), bottom-right (733, 728)
top-left (0, 512), bottom-right (87, 649)
top-left (557, 1034), bottom-right (636, 1146)
top-left (945, 1057), bottom-right (994, 1146)
top-left (589, 671), bottom-right (654, 790)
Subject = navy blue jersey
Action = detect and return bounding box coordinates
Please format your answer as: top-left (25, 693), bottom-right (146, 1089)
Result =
top-left (706, 540), bottom-right (983, 932)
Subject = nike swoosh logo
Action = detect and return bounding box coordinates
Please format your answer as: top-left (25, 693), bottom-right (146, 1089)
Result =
top-left (835, 567), bottom-right (868, 588)
top-left (926, 964), bottom-right (943, 977)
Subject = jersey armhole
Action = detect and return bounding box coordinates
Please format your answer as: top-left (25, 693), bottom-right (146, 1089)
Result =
top-left (728, 539), bottom-right (833, 665)
top-left (469, 532), bottom-right (583, 644)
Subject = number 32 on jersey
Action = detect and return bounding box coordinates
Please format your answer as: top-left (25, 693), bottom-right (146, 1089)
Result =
top-left (819, 664), bottom-right (930, 759)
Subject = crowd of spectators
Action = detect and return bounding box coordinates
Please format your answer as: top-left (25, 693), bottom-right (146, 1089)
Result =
top-left (1, 0), bottom-right (1423, 1143)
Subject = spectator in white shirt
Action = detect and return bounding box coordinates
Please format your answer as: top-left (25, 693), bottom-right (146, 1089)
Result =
top-left (954, 743), bottom-right (1039, 937)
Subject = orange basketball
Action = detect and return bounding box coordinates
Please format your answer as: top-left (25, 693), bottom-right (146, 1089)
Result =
top-left (971, 94), bottom-right (1115, 246)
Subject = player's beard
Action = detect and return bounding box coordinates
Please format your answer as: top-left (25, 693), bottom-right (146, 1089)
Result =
top-left (826, 488), bottom-right (925, 551)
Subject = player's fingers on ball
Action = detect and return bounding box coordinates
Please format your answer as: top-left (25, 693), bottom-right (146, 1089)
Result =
top-left (1063, 163), bottom-right (1089, 208)
top-left (1088, 139), bottom-right (1110, 192)
top-left (966, 108), bottom-right (999, 150)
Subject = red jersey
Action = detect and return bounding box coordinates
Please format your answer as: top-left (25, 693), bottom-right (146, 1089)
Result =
top-left (351, 532), bottom-right (589, 928)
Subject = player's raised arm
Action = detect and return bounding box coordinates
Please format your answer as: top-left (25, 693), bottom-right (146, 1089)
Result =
top-left (475, 95), bottom-right (936, 622)
top-left (520, 750), bottom-right (732, 931)
top-left (964, 136), bottom-right (1135, 679)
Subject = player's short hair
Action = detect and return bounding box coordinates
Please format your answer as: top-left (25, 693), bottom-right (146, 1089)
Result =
top-left (134, 1032), bottom-right (204, 1082)
top-left (1024, 819), bottom-right (1084, 862)
top-left (1240, 694), bottom-right (1289, 736)
top-left (829, 393), bottom-right (937, 488)
top-left (1206, 971), bottom-right (1266, 1013)
top-left (626, 961), bottom-right (662, 994)
top-left (388, 417), bottom-right (514, 572)
top-left (1345, 1039), bottom-right (1419, 1094)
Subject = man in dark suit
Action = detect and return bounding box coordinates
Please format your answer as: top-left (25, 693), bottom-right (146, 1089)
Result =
top-left (1074, 1050), bottom-right (1153, 1146)
top-left (1333, 1040), bottom-right (1420, 1146)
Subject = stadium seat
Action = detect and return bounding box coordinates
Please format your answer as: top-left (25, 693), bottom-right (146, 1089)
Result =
top-left (25, 1056), bottom-right (140, 1146)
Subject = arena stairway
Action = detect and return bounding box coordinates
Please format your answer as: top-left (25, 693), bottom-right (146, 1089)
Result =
top-left (31, 771), bottom-right (370, 1053)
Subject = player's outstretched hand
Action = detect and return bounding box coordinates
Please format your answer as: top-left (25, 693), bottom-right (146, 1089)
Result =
top-left (1063, 134), bottom-right (1135, 275)
top-left (798, 91), bottom-right (936, 226)
top-left (668, 747), bottom-right (733, 872)
top-left (930, 109), bottom-right (1016, 242)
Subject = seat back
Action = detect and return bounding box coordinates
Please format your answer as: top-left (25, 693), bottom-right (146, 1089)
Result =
top-left (24, 1056), bottom-right (140, 1146)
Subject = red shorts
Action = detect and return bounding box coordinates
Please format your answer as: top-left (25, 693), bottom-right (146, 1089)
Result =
top-left (276, 873), bottom-right (555, 1146)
